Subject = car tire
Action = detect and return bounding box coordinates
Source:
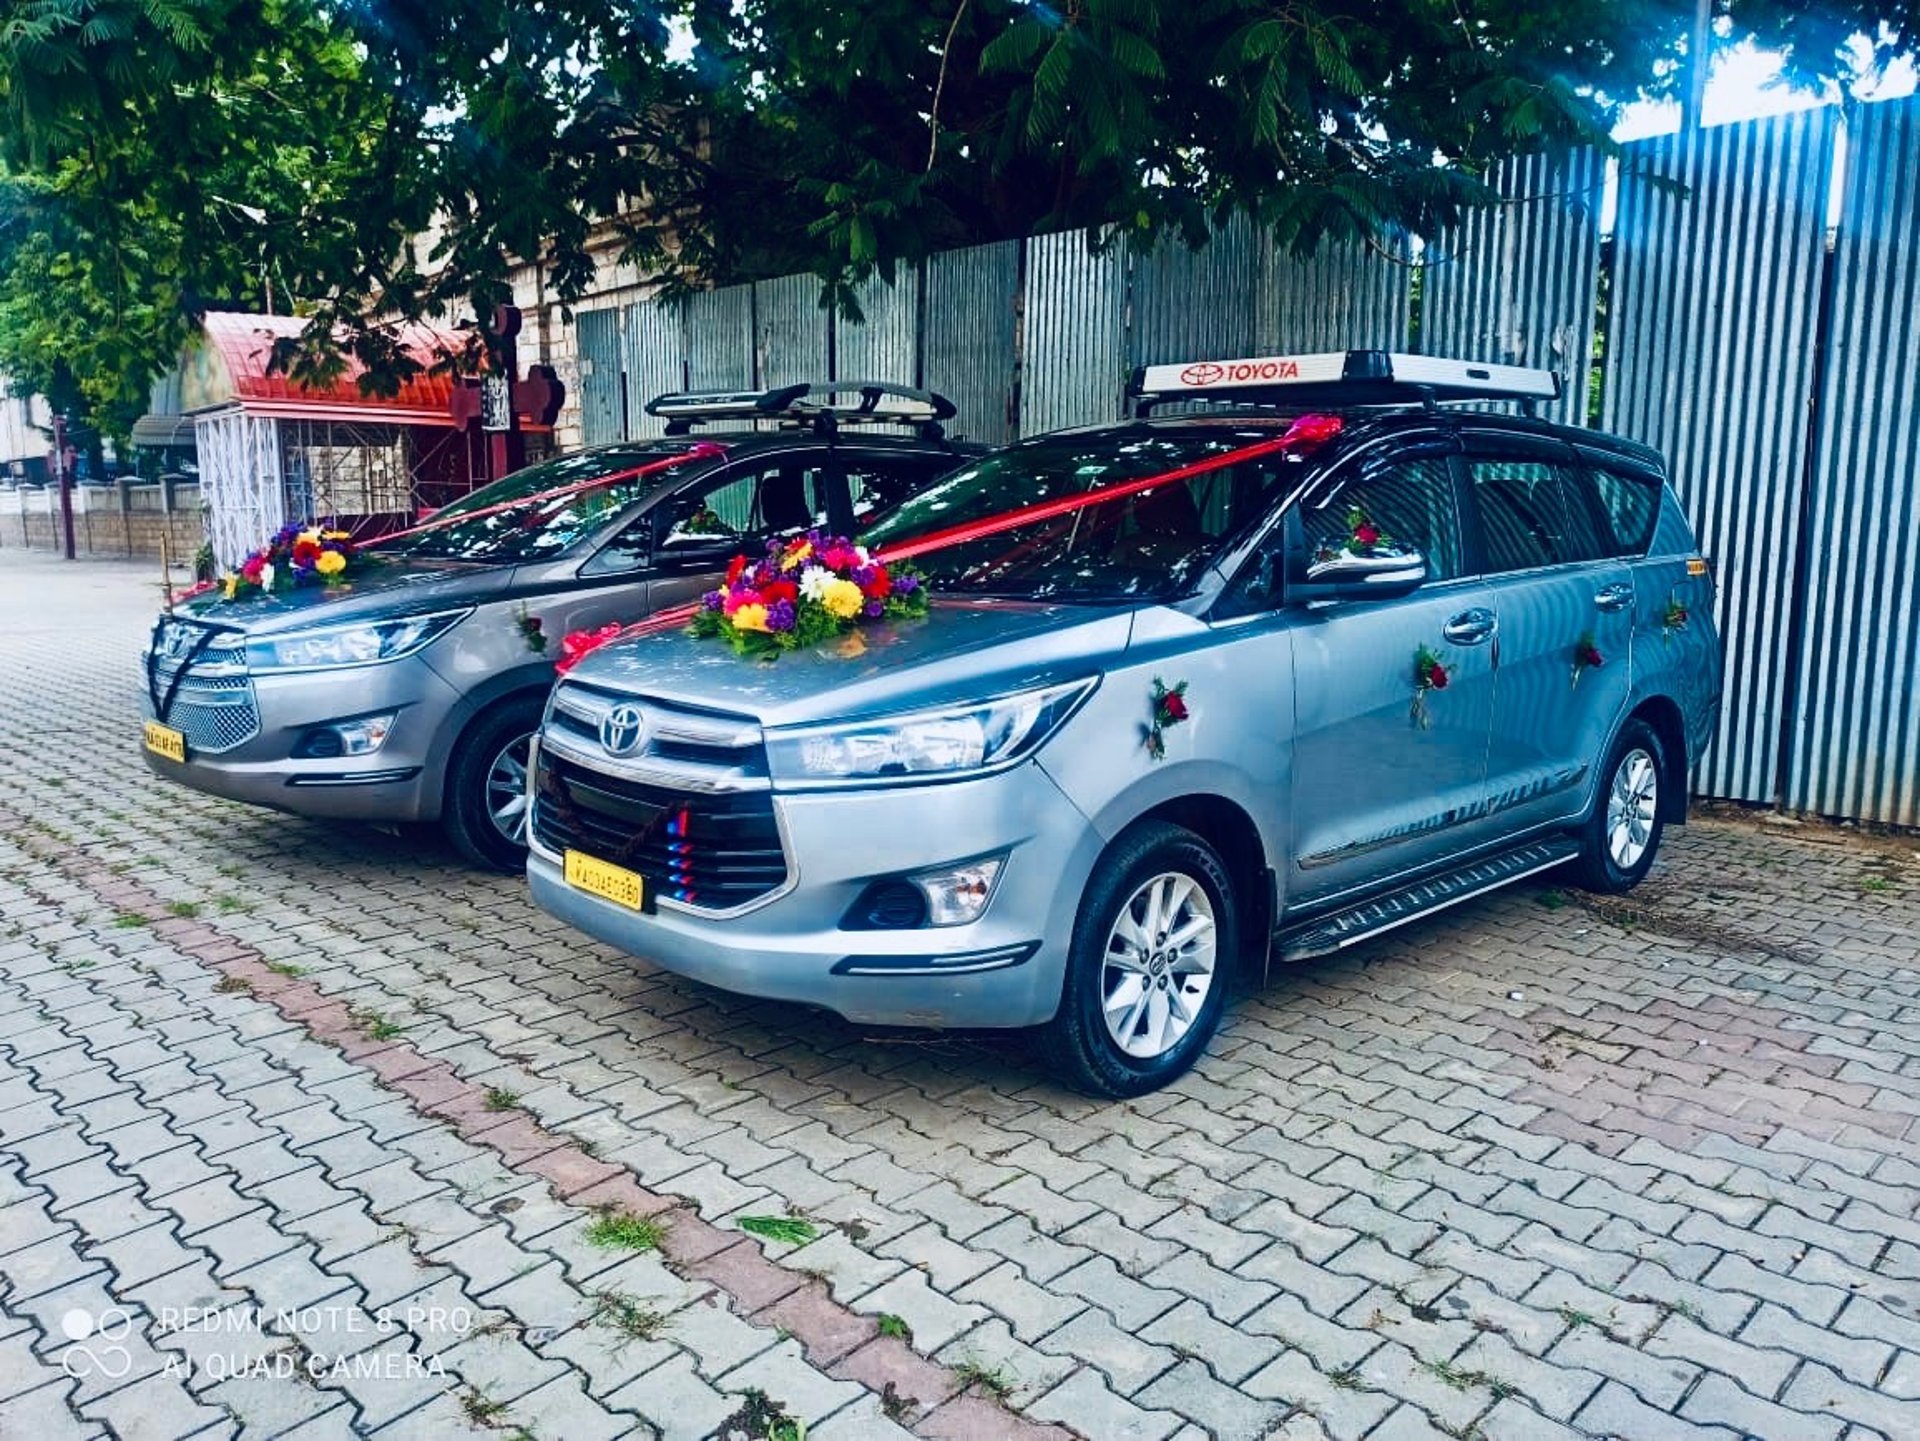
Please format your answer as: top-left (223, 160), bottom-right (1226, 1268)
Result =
top-left (1043, 821), bottom-right (1237, 1098)
top-left (1567, 718), bottom-right (1668, 895)
top-left (443, 695), bottom-right (546, 872)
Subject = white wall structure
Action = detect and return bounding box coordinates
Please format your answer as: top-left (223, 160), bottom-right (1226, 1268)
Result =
top-left (194, 409), bottom-right (286, 568)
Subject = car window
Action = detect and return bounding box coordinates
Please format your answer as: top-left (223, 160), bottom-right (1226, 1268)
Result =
top-left (1468, 459), bottom-right (1604, 573)
top-left (1301, 456), bottom-right (1465, 581)
top-left (1582, 465), bottom-right (1661, 557)
top-left (847, 458), bottom-right (949, 526)
top-left (586, 452), bottom-right (950, 574)
top-left (862, 430), bottom-right (1298, 602)
top-left (370, 442), bottom-right (700, 563)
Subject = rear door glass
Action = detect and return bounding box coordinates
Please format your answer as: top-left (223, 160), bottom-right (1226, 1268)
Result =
top-left (1467, 459), bottom-right (1605, 573)
top-left (1581, 465), bottom-right (1661, 557)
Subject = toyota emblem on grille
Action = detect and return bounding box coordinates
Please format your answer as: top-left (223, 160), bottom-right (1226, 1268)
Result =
top-left (599, 703), bottom-right (648, 757)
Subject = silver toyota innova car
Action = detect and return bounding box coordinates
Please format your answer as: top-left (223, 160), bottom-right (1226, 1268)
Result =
top-left (140, 384), bottom-right (974, 869)
top-left (527, 352), bottom-right (1723, 1095)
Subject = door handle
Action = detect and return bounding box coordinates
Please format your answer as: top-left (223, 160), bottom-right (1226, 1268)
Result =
top-left (1594, 583), bottom-right (1634, 612)
top-left (1443, 608), bottom-right (1497, 646)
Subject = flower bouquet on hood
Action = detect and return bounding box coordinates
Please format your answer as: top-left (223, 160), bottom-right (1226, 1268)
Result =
top-left (219, 523), bottom-right (361, 600)
top-left (691, 532), bottom-right (927, 658)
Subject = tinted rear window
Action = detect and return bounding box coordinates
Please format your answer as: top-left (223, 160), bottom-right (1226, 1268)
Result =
top-left (1580, 465), bottom-right (1662, 557)
top-left (1467, 460), bottom-right (1606, 572)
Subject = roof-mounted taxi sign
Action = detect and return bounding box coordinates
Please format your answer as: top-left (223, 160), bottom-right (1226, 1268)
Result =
top-left (1129, 349), bottom-right (1562, 412)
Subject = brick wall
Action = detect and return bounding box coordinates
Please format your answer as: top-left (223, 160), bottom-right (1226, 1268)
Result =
top-left (0, 484), bottom-right (207, 566)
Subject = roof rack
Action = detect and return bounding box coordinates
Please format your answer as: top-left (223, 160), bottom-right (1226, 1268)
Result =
top-left (646, 381), bottom-right (957, 440)
top-left (1129, 350), bottom-right (1561, 415)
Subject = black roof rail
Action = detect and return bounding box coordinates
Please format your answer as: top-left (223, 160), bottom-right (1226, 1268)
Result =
top-left (646, 381), bottom-right (957, 440)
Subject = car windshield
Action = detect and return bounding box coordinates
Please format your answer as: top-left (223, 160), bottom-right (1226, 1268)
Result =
top-left (858, 427), bottom-right (1300, 602)
top-left (370, 443), bottom-right (710, 563)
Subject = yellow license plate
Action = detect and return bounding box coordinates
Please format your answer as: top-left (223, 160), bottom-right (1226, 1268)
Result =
top-left (565, 850), bottom-right (645, 910)
top-left (143, 721), bottom-right (187, 763)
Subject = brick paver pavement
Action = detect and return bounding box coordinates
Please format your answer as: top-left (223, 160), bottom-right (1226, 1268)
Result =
top-left (2, 550), bottom-right (1918, 1440)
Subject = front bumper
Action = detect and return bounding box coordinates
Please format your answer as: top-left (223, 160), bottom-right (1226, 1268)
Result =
top-left (141, 659), bottom-right (462, 823)
top-left (527, 762), bottom-right (1104, 1030)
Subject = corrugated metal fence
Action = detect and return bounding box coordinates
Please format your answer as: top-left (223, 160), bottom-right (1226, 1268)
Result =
top-left (567, 92), bottom-right (1920, 826)
top-left (1604, 108), bottom-right (1838, 806)
top-left (1789, 97), bottom-right (1920, 826)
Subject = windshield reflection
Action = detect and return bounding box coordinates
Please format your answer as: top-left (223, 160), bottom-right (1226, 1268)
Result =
top-left (371, 443), bottom-right (701, 563)
top-left (860, 429), bottom-right (1295, 602)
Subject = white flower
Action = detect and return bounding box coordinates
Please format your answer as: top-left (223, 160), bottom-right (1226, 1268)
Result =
top-left (799, 565), bottom-right (836, 602)
top-left (259, 563), bottom-right (275, 591)
top-left (855, 545), bottom-right (870, 565)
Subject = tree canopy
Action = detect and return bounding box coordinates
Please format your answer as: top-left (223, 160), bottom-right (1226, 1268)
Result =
top-left (0, 0), bottom-right (1913, 440)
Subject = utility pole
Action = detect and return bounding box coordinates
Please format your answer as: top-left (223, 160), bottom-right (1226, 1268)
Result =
top-left (52, 412), bottom-right (76, 560)
top-left (1683, 0), bottom-right (1713, 130)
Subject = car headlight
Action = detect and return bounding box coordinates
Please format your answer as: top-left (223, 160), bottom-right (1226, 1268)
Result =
top-left (766, 679), bottom-right (1097, 787)
top-left (245, 610), bottom-right (471, 672)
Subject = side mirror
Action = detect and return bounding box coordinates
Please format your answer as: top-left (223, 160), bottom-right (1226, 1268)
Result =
top-left (1293, 541), bottom-right (1429, 601)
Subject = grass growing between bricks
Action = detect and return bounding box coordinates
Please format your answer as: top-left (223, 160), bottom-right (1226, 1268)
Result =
top-left (483, 1087), bottom-right (521, 1112)
top-left (718, 1389), bottom-right (806, 1441)
top-left (952, 1359), bottom-right (1015, 1400)
top-left (458, 1386), bottom-right (508, 1427)
top-left (737, 1214), bottom-right (818, 1246)
top-left (584, 1212), bottom-right (666, 1252)
top-left (591, 1291), bottom-right (671, 1342)
top-left (349, 1007), bottom-right (405, 1041)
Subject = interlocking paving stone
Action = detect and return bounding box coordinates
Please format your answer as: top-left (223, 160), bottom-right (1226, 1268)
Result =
top-left (7, 552), bottom-right (1920, 1439)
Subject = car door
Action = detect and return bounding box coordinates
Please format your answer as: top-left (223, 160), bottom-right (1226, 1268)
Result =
top-left (1462, 432), bottom-right (1634, 836)
top-left (1284, 439), bottom-right (1504, 906)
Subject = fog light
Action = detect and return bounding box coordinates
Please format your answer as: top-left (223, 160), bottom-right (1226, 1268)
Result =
top-left (293, 713), bottom-right (396, 760)
top-left (914, 855), bottom-right (1004, 927)
top-left (843, 881), bottom-right (929, 931)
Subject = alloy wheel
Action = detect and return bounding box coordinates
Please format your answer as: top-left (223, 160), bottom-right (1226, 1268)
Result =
top-left (485, 733), bottom-right (533, 845)
top-left (1606, 746), bottom-right (1658, 870)
top-left (1101, 872), bottom-right (1218, 1060)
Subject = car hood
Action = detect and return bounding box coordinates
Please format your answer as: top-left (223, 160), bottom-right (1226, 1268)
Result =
top-left (173, 558), bottom-right (516, 636)
top-left (570, 598), bottom-right (1140, 728)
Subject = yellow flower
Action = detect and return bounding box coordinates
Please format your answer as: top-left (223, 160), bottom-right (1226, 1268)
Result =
top-left (821, 578), bottom-right (864, 619)
top-left (298, 528), bottom-right (322, 545)
top-left (731, 603), bottom-right (770, 632)
top-left (223, 574), bottom-right (239, 599)
top-left (323, 529), bottom-right (351, 541)
top-left (781, 541), bottom-right (813, 572)
top-left (314, 550), bottom-right (347, 577)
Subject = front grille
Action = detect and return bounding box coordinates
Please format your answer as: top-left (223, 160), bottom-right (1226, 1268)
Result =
top-left (534, 754), bottom-right (787, 909)
top-left (545, 682), bottom-right (768, 789)
top-left (145, 616), bottom-right (258, 754)
top-left (149, 671), bottom-right (261, 753)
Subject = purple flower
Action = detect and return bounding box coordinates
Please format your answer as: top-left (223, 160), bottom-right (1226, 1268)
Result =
top-left (765, 599), bottom-right (797, 633)
top-left (893, 574), bottom-right (920, 595)
top-left (852, 564), bottom-right (877, 588)
top-left (701, 589), bottom-right (724, 612)
top-left (864, 600), bottom-right (884, 619)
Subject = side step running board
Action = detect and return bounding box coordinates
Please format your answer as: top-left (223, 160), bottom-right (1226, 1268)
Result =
top-left (1277, 837), bottom-right (1581, 961)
